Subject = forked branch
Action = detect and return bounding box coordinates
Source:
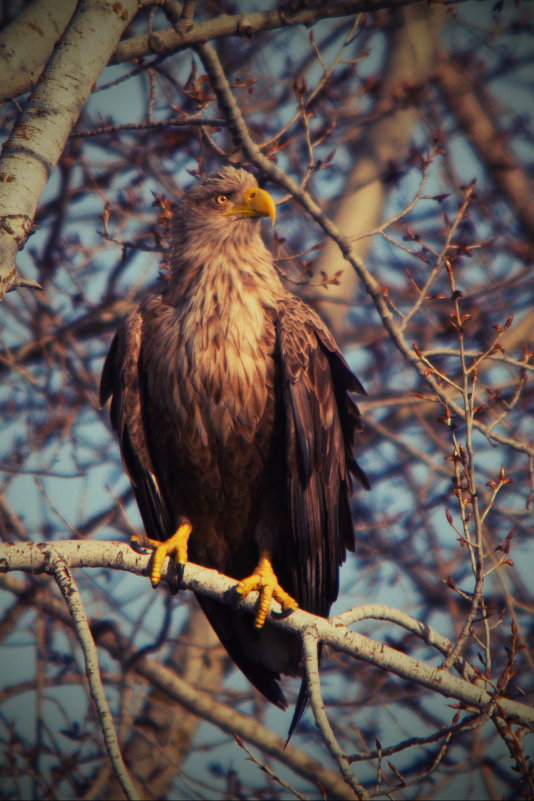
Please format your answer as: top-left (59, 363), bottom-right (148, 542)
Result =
top-left (2, 540), bottom-right (533, 730)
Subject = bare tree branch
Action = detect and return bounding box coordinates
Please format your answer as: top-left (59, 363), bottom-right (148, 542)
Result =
top-left (114, 0), bottom-right (431, 63)
top-left (302, 631), bottom-right (368, 799)
top-left (0, 0), bottom-right (76, 104)
top-left (0, 0), bottom-right (140, 298)
top-left (2, 540), bottom-right (533, 729)
top-left (47, 548), bottom-right (141, 801)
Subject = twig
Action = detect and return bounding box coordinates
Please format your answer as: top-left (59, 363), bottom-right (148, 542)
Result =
top-left (396, 182), bottom-right (467, 334)
top-left (302, 631), bottom-right (368, 799)
top-left (233, 736), bottom-right (308, 801)
top-left (422, 348), bottom-right (534, 372)
top-left (45, 547), bottom-right (140, 801)
top-left (349, 708), bottom-right (492, 764)
top-left (350, 157), bottom-right (431, 249)
top-left (13, 278), bottom-right (43, 291)
top-left (262, 16), bottom-right (361, 151)
top-left (71, 115), bottom-right (226, 138)
top-left (441, 231), bottom-right (490, 672)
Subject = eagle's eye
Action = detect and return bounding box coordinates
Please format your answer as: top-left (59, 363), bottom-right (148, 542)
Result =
top-left (215, 194), bottom-right (229, 206)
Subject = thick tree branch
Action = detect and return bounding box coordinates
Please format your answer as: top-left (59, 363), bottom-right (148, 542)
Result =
top-left (113, 0), bottom-right (428, 63)
top-left (0, 0), bottom-right (140, 299)
top-left (0, 0), bottom-right (76, 104)
top-left (1, 539), bottom-right (533, 730)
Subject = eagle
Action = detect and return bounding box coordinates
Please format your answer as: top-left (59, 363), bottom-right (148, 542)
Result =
top-left (100, 166), bottom-right (369, 735)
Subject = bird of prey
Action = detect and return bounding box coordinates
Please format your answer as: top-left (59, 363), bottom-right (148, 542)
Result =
top-left (100, 166), bottom-right (369, 734)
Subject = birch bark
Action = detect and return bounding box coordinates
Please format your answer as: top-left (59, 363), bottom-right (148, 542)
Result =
top-left (0, 0), bottom-right (76, 103)
top-left (0, 0), bottom-right (140, 299)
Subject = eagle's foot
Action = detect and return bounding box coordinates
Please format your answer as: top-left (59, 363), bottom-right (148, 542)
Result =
top-left (130, 521), bottom-right (192, 588)
top-left (236, 549), bottom-right (298, 629)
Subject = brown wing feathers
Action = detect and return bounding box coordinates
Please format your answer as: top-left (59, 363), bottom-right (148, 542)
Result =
top-left (100, 315), bottom-right (173, 545)
top-left (276, 298), bottom-right (368, 737)
top-left (276, 297), bottom-right (367, 621)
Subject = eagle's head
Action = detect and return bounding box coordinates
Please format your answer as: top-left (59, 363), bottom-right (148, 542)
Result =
top-left (167, 166), bottom-right (279, 292)
top-left (173, 166), bottom-right (275, 243)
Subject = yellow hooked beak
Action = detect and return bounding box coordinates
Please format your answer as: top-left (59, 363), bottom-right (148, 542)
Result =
top-left (222, 186), bottom-right (276, 224)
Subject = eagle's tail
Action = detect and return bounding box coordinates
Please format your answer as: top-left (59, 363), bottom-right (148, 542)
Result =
top-left (196, 593), bottom-right (312, 742)
top-left (286, 678), bottom-right (309, 743)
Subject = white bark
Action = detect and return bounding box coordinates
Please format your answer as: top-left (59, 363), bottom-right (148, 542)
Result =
top-left (48, 549), bottom-right (141, 801)
top-left (2, 538), bottom-right (533, 729)
top-left (0, 0), bottom-right (140, 299)
top-left (0, 0), bottom-right (76, 104)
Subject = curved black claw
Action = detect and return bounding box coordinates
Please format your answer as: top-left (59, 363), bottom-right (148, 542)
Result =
top-left (130, 535), bottom-right (151, 554)
top-left (168, 561), bottom-right (185, 595)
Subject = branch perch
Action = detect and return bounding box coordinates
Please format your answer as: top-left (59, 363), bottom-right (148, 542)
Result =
top-left (1, 539), bottom-right (533, 730)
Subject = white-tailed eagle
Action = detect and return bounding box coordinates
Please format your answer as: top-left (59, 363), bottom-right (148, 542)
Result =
top-left (100, 166), bottom-right (369, 735)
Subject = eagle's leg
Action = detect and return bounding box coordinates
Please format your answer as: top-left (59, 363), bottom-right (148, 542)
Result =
top-left (131, 520), bottom-right (192, 588)
top-left (235, 549), bottom-right (298, 629)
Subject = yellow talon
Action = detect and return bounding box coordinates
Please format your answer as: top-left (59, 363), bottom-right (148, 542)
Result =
top-left (131, 521), bottom-right (192, 587)
top-left (236, 549), bottom-right (298, 629)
